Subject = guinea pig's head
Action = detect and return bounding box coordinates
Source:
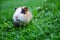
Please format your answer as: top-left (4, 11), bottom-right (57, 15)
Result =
top-left (15, 6), bottom-right (28, 14)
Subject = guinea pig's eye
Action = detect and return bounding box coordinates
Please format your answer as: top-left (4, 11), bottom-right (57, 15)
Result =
top-left (21, 9), bottom-right (25, 14)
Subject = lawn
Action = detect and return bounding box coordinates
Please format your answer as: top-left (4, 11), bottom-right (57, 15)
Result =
top-left (0, 0), bottom-right (60, 40)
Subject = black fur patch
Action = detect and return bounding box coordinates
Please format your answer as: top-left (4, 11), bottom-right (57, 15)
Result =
top-left (15, 8), bottom-right (17, 10)
top-left (21, 9), bottom-right (25, 14)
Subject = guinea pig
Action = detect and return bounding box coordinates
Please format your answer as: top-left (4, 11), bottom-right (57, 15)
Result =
top-left (13, 6), bottom-right (33, 27)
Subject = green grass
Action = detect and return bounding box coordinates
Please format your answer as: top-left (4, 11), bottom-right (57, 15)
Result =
top-left (0, 0), bottom-right (60, 40)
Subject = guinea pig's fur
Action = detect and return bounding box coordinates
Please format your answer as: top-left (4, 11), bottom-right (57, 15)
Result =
top-left (13, 6), bottom-right (33, 27)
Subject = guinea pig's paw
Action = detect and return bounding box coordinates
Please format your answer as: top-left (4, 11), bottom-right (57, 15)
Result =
top-left (14, 22), bottom-right (20, 28)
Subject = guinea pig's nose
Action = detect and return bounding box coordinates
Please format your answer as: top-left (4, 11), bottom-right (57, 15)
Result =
top-left (16, 16), bottom-right (19, 21)
top-left (16, 16), bottom-right (18, 19)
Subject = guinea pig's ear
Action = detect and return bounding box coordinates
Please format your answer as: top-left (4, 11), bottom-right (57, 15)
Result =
top-left (15, 8), bottom-right (17, 10)
top-left (24, 7), bottom-right (28, 12)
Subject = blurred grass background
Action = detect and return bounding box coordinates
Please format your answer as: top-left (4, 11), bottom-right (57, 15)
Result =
top-left (0, 0), bottom-right (60, 40)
